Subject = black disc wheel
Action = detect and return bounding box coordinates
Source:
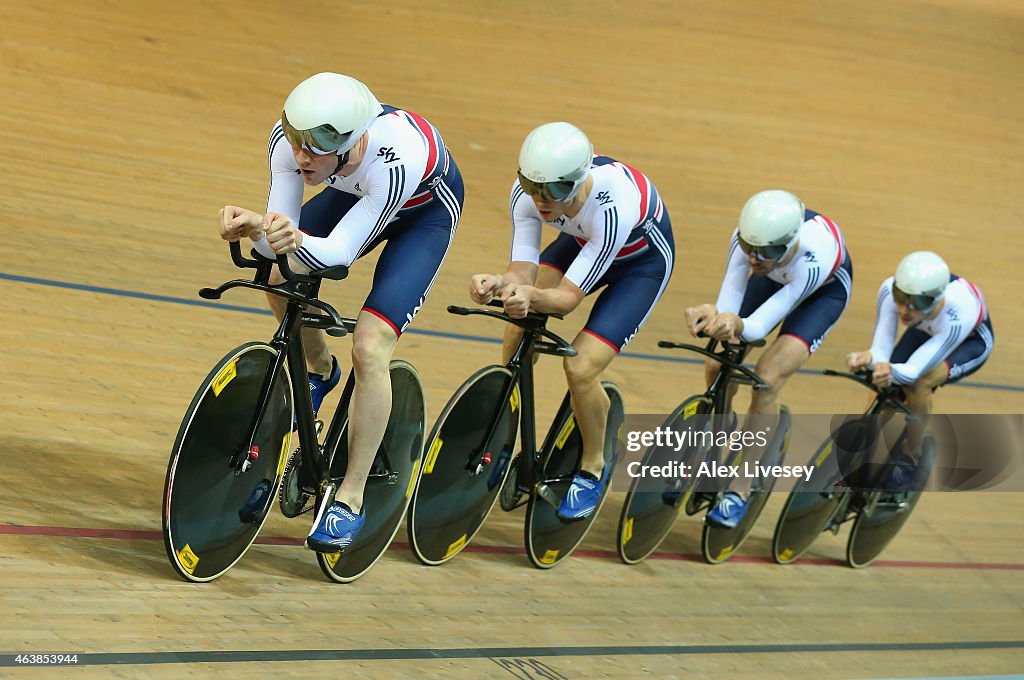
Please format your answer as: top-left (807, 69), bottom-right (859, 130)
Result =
top-left (701, 406), bottom-right (792, 564)
top-left (407, 365), bottom-right (518, 565)
top-left (316, 360), bottom-right (426, 582)
top-left (525, 382), bottom-right (624, 569)
top-left (617, 396), bottom-right (712, 565)
top-left (846, 434), bottom-right (935, 568)
top-left (772, 416), bottom-right (872, 564)
top-left (162, 343), bottom-right (293, 582)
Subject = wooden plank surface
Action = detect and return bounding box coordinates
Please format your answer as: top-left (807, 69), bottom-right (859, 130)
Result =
top-left (1, 0), bottom-right (1022, 677)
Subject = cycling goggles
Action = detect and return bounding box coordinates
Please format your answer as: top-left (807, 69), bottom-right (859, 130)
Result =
top-left (517, 171), bottom-right (582, 202)
top-left (737, 235), bottom-right (793, 262)
top-left (282, 112), bottom-right (353, 156)
top-left (892, 284), bottom-right (940, 312)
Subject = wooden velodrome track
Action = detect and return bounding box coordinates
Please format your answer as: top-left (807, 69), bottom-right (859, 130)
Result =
top-left (1, 0), bottom-right (1022, 677)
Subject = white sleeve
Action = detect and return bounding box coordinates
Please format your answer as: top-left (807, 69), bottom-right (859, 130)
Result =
top-left (254, 122), bottom-right (305, 261)
top-left (739, 254), bottom-right (825, 342)
top-left (868, 279), bottom-right (899, 366)
top-left (509, 182), bottom-right (542, 264)
top-left (715, 232), bottom-right (750, 314)
top-left (891, 323), bottom-right (970, 385)
top-left (293, 162), bottom-right (419, 269)
top-left (564, 207), bottom-right (631, 293)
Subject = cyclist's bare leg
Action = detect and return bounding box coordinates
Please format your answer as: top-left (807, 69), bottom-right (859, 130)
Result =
top-left (730, 334), bottom-right (808, 488)
top-left (747, 334), bottom-right (808, 416)
top-left (899, 362), bottom-right (946, 456)
top-left (335, 311), bottom-right (399, 513)
top-left (564, 332), bottom-right (617, 478)
top-left (267, 266), bottom-right (333, 376)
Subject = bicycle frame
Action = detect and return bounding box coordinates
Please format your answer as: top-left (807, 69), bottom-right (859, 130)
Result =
top-left (200, 242), bottom-right (357, 495)
top-left (445, 303), bottom-right (576, 497)
top-left (819, 370), bottom-right (916, 515)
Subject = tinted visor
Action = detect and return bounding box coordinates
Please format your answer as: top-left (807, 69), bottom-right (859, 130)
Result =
top-left (282, 112), bottom-right (353, 155)
top-left (737, 235), bottom-right (791, 261)
top-left (892, 284), bottom-right (938, 312)
top-left (517, 171), bottom-right (578, 202)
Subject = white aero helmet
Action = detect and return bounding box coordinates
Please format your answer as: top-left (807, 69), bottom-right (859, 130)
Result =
top-left (737, 189), bottom-right (806, 260)
top-left (517, 122), bottom-right (594, 202)
top-left (893, 251), bottom-right (950, 312)
top-left (281, 72), bottom-right (383, 156)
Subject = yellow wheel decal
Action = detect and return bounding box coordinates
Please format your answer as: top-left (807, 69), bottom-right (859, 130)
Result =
top-left (556, 418), bottom-right (575, 449)
top-left (423, 437), bottom-right (442, 474)
top-left (211, 359), bottom-right (238, 397)
top-left (177, 544), bottom-right (200, 575)
top-left (540, 549), bottom-right (559, 565)
top-left (405, 458), bottom-right (422, 498)
top-left (444, 534), bottom-right (467, 559)
top-left (815, 442), bottom-right (834, 467)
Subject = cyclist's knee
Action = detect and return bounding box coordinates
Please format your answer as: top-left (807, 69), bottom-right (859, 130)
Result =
top-left (351, 320), bottom-right (397, 375)
top-left (563, 352), bottom-right (603, 389)
top-left (902, 383), bottom-right (934, 414)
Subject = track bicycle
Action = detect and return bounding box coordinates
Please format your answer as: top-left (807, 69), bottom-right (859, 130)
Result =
top-left (772, 369), bottom-right (935, 568)
top-left (162, 242), bottom-right (425, 583)
top-left (617, 337), bottom-right (791, 565)
top-left (407, 302), bottom-right (624, 569)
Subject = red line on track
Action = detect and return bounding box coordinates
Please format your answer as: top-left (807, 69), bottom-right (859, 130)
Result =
top-left (2, 523), bottom-right (1021, 571)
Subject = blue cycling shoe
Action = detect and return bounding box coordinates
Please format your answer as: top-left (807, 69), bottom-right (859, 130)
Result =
top-left (884, 449), bottom-right (920, 492)
top-left (308, 356), bottom-right (342, 417)
top-left (305, 501), bottom-right (365, 554)
top-left (706, 491), bottom-right (748, 529)
top-left (557, 468), bottom-right (606, 521)
top-left (238, 478), bottom-right (272, 523)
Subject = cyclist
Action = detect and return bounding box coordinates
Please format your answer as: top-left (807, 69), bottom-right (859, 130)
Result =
top-left (470, 122), bottom-right (675, 521)
top-left (846, 251), bottom-right (993, 490)
top-left (219, 72), bottom-right (463, 552)
top-left (685, 189), bottom-right (853, 527)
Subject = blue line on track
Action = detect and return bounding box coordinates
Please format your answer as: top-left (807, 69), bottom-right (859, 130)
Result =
top-left (3, 271), bottom-right (1021, 393)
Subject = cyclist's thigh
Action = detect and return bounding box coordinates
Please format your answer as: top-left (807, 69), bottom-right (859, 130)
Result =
top-left (299, 188), bottom-right (361, 237)
top-left (778, 274), bottom-right (851, 354)
top-left (582, 240), bottom-right (673, 352)
top-left (943, 320), bottom-right (994, 384)
top-left (361, 201), bottom-right (460, 337)
top-left (738, 275), bottom-right (784, 317)
top-left (538, 233), bottom-right (584, 278)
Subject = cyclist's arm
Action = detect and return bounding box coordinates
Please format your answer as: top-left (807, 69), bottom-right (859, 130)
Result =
top-left (508, 181), bottom-right (543, 266)
top-left (739, 258), bottom-right (822, 342)
top-left (891, 324), bottom-right (967, 385)
top-left (868, 278), bottom-right (899, 367)
top-left (563, 206), bottom-right (631, 295)
top-left (520, 277), bottom-right (585, 315)
top-left (293, 160), bottom-right (421, 269)
top-left (714, 232), bottom-right (749, 313)
top-left (253, 122), bottom-right (304, 259)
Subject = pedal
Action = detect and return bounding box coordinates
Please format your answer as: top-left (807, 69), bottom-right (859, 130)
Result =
top-left (686, 492), bottom-right (715, 516)
top-left (877, 492), bottom-right (910, 512)
top-left (535, 483), bottom-right (561, 510)
top-left (303, 483), bottom-right (338, 552)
